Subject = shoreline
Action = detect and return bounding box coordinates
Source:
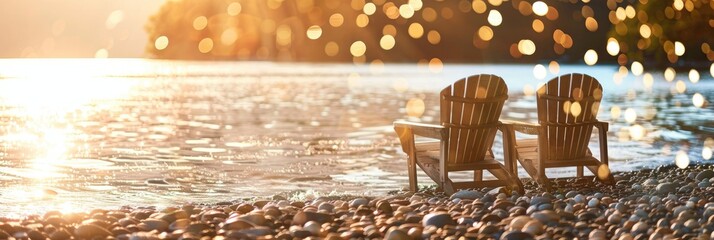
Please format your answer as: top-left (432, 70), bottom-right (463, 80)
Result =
top-left (2, 164), bottom-right (713, 239)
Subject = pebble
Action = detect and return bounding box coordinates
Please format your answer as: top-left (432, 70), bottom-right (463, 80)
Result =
top-left (589, 229), bottom-right (607, 239)
top-left (508, 216), bottom-right (532, 231)
top-left (643, 178), bottom-right (659, 186)
top-left (501, 230), bottom-right (535, 240)
top-left (608, 212), bottom-right (622, 224)
top-left (449, 190), bottom-right (483, 200)
top-left (588, 198), bottom-right (600, 208)
top-left (522, 220), bottom-right (544, 235)
top-left (656, 182), bottom-right (677, 195)
top-left (292, 211), bottom-right (332, 225)
top-left (422, 212), bottom-right (455, 228)
top-left (349, 198), bottom-right (369, 208)
top-left (696, 170), bottom-right (714, 181)
top-left (74, 224), bottom-right (112, 239)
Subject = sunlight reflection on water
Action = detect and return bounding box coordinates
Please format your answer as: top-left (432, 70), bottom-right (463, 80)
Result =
top-left (0, 59), bottom-right (712, 217)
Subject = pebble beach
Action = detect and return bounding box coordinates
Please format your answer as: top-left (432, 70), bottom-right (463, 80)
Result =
top-left (2, 164), bottom-right (714, 240)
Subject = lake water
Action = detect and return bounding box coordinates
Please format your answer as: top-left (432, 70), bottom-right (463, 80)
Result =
top-left (0, 59), bottom-right (712, 217)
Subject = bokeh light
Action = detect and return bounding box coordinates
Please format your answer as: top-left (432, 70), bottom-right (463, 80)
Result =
top-left (597, 164), bottom-right (610, 181)
top-left (643, 73), bottom-right (654, 89)
top-left (693, 93), bottom-right (705, 108)
top-left (533, 64), bottom-right (547, 80)
top-left (154, 36), bottom-right (169, 50)
top-left (689, 69), bottom-right (700, 83)
top-left (428, 58), bottom-right (443, 73)
top-left (324, 42), bottom-right (339, 56)
top-left (664, 67), bottom-right (676, 82)
top-left (611, 106), bottom-right (621, 120)
top-left (329, 13), bottom-right (344, 27)
top-left (585, 17), bottom-right (598, 32)
top-left (406, 98), bottom-right (425, 117)
top-left (676, 80), bottom-right (687, 94)
top-left (606, 38), bottom-right (620, 56)
top-left (532, 1), bottom-right (548, 16)
top-left (675, 150), bottom-right (690, 169)
top-left (306, 25), bottom-right (323, 40)
top-left (631, 61), bottom-right (644, 76)
top-left (624, 108), bottom-right (637, 123)
top-left (488, 10), bottom-right (503, 26)
top-left (193, 16), bottom-right (207, 30)
top-left (675, 41), bottom-right (686, 56)
top-left (478, 26), bottom-right (494, 41)
top-left (380, 35), bottom-right (396, 50)
top-left (518, 39), bottom-right (536, 55)
top-left (350, 41), bottom-right (366, 57)
top-left (584, 50), bottom-right (598, 65)
top-left (198, 38), bottom-right (213, 53)
top-left (408, 23), bottom-right (424, 38)
top-left (629, 124), bottom-right (646, 140)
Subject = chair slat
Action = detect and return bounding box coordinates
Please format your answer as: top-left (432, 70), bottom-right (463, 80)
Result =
top-left (448, 80), bottom-right (466, 164)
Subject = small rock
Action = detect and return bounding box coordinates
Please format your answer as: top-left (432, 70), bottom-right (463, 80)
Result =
top-left (293, 211), bottom-right (333, 225)
top-left (450, 190), bottom-right (483, 200)
top-left (509, 216), bottom-right (532, 231)
top-left (139, 218), bottom-right (169, 232)
top-left (632, 222), bottom-right (648, 233)
top-left (423, 212), bottom-right (455, 228)
top-left (74, 224), bottom-right (112, 239)
top-left (384, 228), bottom-right (409, 240)
top-left (643, 178), bottom-right (659, 186)
top-left (696, 170), bottom-right (714, 181)
top-left (608, 212), bottom-right (622, 224)
top-left (349, 198), bottom-right (369, 208)
top-left (656, 182), bottom-right (677, 195)
top-left (588, 198), bottom-right (600, 208)
top-left (522, 220), bottom-right (544, 235)
top-left (303, 221), bottom-right (321, 235)
top-left (500, 230), bottom-right (535, 240)
top-left (589, 229), bottom-right (607, 239)
top-left (318, 202), bottom-right (335, 212)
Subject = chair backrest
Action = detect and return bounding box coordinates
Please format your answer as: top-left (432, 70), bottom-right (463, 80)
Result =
top-left (440, 74), bottom-right (508, 165)
top-left (536, 73), bottom-right (603, 161)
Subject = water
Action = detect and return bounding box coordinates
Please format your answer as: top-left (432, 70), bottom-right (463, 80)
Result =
top-left (0, 59), bottom-right (712, 217)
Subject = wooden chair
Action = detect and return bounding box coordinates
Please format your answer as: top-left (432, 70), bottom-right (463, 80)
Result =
top-left (503, 73), bottom-right (614, 191)
top-left (394, 74), bottom-right (524, 194)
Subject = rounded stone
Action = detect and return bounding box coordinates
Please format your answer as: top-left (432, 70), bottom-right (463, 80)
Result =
top-left (139, 218), bottom-right (169, 232)
top-left (501, 230), bottom-right (535, 240)
top-left (696, 170), bottom-right (714, 181)
top-left (656, 182), bottom-right (677, 195)
top-left (293, 211), bottom-right (332, 226)
top-left (450, 190), bottom-right (483, 200)
top-left (589, 229), bottom-right (607, 239)
top-left (74, 224), bottom-right (112, 239)
top-left (422, 212), bottom-right (455, 228)
top-left (522, 220), bottom-right (544, 235)
top-left (349, 198), bottom-right (369, 208)
top-left (608, 212), bottom-right (622, 224)
top-left (303, 221), bottom-right (321, 235)
top-left (384, 228), bottom-right (410, 240)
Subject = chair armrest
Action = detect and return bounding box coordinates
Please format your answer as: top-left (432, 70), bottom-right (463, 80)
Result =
top-left (501, 120), bottom-right (541, 135)
top-left (393, 120), bottom-right (446, 140)
top-left (593, 121), bottom-right (609, 132)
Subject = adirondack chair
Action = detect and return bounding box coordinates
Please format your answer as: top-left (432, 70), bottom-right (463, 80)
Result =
top-left (394, 74), bottom-right (524, 194)
top-left (504, 73), bottom-right (614, 191)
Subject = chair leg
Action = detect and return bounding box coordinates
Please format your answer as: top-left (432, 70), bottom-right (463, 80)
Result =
top-left (443, 180), bottom-right (456, 195)
top-left (474, 170), bottom-right (483, 181)
top-left (538, 166), bottom-right (551, 192)
top-left (407, 156), bottom-right (417, 192)
top-left (576, 166), bottom-right (584, 178)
